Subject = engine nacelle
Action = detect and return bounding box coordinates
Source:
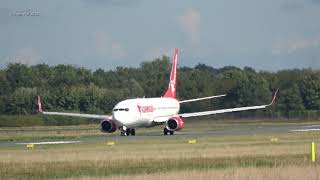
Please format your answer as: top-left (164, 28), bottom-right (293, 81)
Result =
top-left (100, 119), bottom-right (117, 133)
top-left (166, 116), bottom-right (184, 131)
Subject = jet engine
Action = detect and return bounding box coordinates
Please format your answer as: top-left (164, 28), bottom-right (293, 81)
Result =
top-left (100, 119), bottom-right (117, 133)
top-left (166, 116), bottom-right (184, 131)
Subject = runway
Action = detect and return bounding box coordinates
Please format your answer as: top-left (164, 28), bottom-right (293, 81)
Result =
top-left (1, 122), bottom-right (320, 147)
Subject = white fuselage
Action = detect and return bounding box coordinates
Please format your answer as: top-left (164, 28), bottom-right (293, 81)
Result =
top-left (112, 97), bottom-right (180, 128)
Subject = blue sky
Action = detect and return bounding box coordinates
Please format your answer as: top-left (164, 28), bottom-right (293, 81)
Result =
top-left (1, 0), bottom-right (320, 70)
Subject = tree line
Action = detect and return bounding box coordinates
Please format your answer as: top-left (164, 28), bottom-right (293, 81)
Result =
top-left (0, 56), bottom-right (320, 122)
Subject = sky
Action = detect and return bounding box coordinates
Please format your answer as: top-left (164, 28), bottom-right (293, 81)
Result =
top-left (1, 0), bottom-right (320, 71)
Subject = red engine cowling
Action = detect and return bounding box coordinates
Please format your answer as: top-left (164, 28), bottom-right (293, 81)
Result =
top-left (166, 116), bottom-right (184, 131)
top-left (100, 119), bottom-right (117, 133)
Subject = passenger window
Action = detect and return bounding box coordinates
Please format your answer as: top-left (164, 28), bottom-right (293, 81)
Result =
top-left (125, 108), bottom-right (129, 112)
top-left (113, 109), bottom-right (118, 111)
top-left (119, 108), bottom-right (124, 111)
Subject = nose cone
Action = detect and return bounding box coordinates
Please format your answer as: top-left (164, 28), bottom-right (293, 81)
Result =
top-left (112, 112), bottom-right (126, 125)
top-left (113, 111), bottom-right (136, 126)
top-left (112, 100), bottom-right (136, 126)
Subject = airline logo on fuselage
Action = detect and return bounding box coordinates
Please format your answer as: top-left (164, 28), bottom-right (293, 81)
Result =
top-left (137, 104), bottom-right (155, 114)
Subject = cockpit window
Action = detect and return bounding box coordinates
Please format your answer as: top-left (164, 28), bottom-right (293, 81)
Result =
top-left (114, 108), bottom-right (129, 112)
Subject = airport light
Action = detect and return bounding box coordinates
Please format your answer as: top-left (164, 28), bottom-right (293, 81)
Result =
top-left (311, 142), bottom-right (316, 163)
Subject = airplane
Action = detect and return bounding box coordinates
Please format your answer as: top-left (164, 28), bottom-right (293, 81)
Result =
top-left (37, 48), bottom-right (278, 136)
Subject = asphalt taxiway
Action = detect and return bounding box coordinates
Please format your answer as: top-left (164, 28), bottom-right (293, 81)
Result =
top-left (1, 122), bottom-right (320, 147)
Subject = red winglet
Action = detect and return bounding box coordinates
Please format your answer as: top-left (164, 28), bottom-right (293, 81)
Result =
top-left (269, 89), bottom-right (278, 106)
top-left (163, 48), bottom-right (178, 99)
top-left (37, 96), bottom-right (43, 113)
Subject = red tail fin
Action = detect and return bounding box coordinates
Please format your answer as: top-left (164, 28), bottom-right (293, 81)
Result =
top-left (163, 48), bottom-right (178, 99)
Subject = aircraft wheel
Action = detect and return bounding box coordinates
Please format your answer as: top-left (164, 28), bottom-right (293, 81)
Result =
top-left (131, 128), bottom-right (136, 136)
top-left (163, 128), bottom-right (168, 135)
top-left (169, 131), bottom-right (174, 135)
top-left (120, 131), bottom-right (125, 136)
top-left (126, 128), bottom-right (131, 136)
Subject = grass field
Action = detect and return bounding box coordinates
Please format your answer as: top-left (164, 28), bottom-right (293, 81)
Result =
top-left (1, 119), bottom-right (320, 179)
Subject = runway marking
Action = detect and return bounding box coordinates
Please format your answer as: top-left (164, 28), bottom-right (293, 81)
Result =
top-left (16, 140), bottom-right (81, 145)
top-left (301, 125), bottom-right (320, 128)
top-left (290, 128), bottom-right (320, 132)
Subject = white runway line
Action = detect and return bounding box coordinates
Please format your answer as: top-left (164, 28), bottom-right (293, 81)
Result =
top-left (16, 140), bottom-right (81, 145)
top-left (301, 125), bottom-right (320, 128)
top-left (290, 128), bottom-right (320, 132)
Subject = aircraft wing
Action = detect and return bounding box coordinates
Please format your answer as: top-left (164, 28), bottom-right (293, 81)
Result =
top-left (179, 94), bottom-right (226, 104)
top-left (37, 96), bottom-right (110, 119)
top-left (179, 89), bottom-right (278, 118)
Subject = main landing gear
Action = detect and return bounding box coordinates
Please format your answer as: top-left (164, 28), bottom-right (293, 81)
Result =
top-left (120, 127), bottom-right (135, 136)
top-left (163, 127), bottom-right (174, 135)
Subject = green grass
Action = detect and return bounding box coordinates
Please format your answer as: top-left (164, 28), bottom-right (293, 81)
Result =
top-left (1, 154), bottom-right (314, 180)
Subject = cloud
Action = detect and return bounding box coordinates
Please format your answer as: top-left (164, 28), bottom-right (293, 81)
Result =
top-left (272, 34), bottom-right (320, 55)
top-left (177, 8), bottom-right (201, 46)
top-left (94, 31), bottom-right (127, 60)
top-left (5, 48), bottom-right (42, 65)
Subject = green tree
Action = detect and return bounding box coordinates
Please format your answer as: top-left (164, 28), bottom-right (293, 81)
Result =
top-left (139, 56), bottom-right (171, 97)
top-left (6, 87), bottom-right (38, 114)
top-left (226, 71), bottom-right (271, 107)
top-left (0, 70), bottom-right (11, 95)
top-left (300, 70), bottom-right (320, 110)
top-left (6, 63), bottom-right (33, 91)
top-left (277, 84), bottom-right (305, 113)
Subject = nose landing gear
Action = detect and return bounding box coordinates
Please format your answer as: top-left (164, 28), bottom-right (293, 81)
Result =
top-left (120, 127), bottom-right (136, 136)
